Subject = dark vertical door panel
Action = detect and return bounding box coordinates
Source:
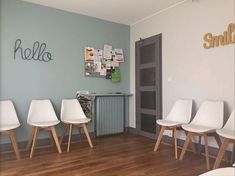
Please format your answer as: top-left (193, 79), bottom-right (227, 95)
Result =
top-left (141, 91), bottom-right (156, 110)
top-left (140, 44), bottom-right (155, 64)
top-left (140, 67), bottom-right (156, 86)
top-left (140, 113), bottom-right (156, 133)
top-left (136, 34), bottom-right (162, 139)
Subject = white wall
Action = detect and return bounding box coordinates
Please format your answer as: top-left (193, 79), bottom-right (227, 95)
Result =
top-left (130, 0), bottom-right (234, 147)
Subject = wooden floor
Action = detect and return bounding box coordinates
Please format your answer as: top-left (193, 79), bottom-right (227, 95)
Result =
top-left (0, 134), bottom-right (229, 176)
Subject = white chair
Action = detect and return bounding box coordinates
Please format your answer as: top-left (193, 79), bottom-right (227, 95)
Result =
top-left (60, 99), bottom-right (93, 152)
top-left (199, 167), bottom-right (235, 176)
top-left (26, 99), bottom-right (62, 158)
top-left (0, 100), bottom-right (20, 160)
top-left (153, 99), bottom-right (193, 159)
top-left (179, 100), bottom-right (224, 170)
top-left (213, 109), bottom-right (235, 169)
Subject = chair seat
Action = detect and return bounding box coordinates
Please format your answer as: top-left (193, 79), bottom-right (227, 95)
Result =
top-left (216, 129), bottom-right (235, 140)
top-left (182, 124), bottom-right (216, 133)
top-left (157, 119), bottom-right (184, 127)
top-left (62, 118), bottom-right (91, 124)
top-left (0, 123), bottom-right (20, 131)
top-left (28, 120), bottom-right (60, 127)
top-left (199, 167), bottom-right (235, 176)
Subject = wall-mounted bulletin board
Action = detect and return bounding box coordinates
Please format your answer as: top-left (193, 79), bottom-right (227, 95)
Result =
top-left (84, 44), bottom-right (124, 83)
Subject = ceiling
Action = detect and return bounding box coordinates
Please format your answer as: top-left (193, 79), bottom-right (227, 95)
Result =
top-left (22, 0), bottom-right (186, 25)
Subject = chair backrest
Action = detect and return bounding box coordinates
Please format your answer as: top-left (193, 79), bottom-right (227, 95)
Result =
top-left (223, 109), bottom-right (234, 131)
top-left (191, 100), bottom-right (224, 128)
top-left (61, 99), bottom-right (87, 121)
top-left (166, 99), bottom-right (192, 123)
top-left (27, 99), bottom-right (58, 123)
top-left (0, 100), bottom-right (20, 126)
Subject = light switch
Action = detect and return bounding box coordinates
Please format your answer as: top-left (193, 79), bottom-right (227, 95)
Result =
top-left (167, 76), bottom-right (172, 82)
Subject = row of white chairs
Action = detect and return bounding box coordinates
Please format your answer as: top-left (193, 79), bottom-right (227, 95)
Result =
top-left (153, 99), bottom-right (235, 171)
top-left (0, 99), bottom-right (93, 159)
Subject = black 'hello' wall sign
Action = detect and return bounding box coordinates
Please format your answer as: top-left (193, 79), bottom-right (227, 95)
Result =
top-left (14, 39), bottom-right (53, 62)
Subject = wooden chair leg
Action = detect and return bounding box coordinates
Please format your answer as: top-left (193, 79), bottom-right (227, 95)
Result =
top-left (173, 128), bottom-right (178, 159)
top-left (214, 134), bottom-right (222, 147)
top-left (82, 124), bottom-right (93, 148)
top-left (50, 126), bottom-right (62, 154)
top-left (8, 130), bottom-right (20, 160)
top-left (184, 131), bottom-right (196, 154)
top-left (60, 124), bottom-right (68, 144)
top-left (30, 127), bottom-right (39, 158)
top-left (171, 129), bottom-right (174, 146)
top-left (213, 138), bottom-right (230, 169)
top-left (78, 127), bottom-right (82, 142)
top-left (203, 134), bottom-right (210, 170)
top-left (189, 136), bottom-right (197, 154)
top-left (179, 132), bottom-right (191, 160)
top-left (213, 134), bottom-right (228, 162)
top-left (67, 124), bottom-right (73, 152)
top-left (198, 136), bottom-right (202, 155)
top-left (154, 126), bottom-right (166, 152)
top-left (26, 127), bottom-right (36, 151)
top-left (231, 142), bottom-right (235, 164)
top-left (50, 131), bottom-right (55, 146)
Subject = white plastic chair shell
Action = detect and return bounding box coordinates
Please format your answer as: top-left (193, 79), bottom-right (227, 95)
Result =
top-left (182, 100), bottom-right (224, 133)
top-left (157, 99), bottom-right (192, 127)
top-left (61, 99), bottom-right (90, 124)
top-left (27, 99), bottom-right (60, 127)
top-left (60, 99), bottom-right (93, 152)
top-left (0, 100), bottom-right (20, 131)
top-left (216, 109), bottom-right (235, 140)
top-left (199, 167), bottom-right (235, 176)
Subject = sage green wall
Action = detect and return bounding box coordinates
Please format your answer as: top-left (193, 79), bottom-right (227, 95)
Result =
top-left (0, 0), bottom-right (130, 143)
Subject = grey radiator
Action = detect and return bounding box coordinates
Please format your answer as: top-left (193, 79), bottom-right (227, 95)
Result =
top-left (96, 96), bottom-right (124, 136)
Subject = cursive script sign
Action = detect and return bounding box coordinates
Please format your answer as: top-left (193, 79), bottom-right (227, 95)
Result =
top-left (14, 39), bottom-right (52, 62)
top-left (203, 23), bottom-right (235, 49)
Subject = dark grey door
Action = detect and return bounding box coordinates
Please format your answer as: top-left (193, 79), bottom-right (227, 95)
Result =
top-left (135, 34), bottom-right (162, 139)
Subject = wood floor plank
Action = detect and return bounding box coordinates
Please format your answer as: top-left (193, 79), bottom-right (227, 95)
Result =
top-left (0, 134), bottom-right (230, 176)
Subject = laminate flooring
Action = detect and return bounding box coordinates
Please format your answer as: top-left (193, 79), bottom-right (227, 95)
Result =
top-left (0, 134), bottom-right (230, 176)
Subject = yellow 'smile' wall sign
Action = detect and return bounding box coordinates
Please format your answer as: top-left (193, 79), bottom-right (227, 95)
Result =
top-left (203, 23), bottom-right (235, 49)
